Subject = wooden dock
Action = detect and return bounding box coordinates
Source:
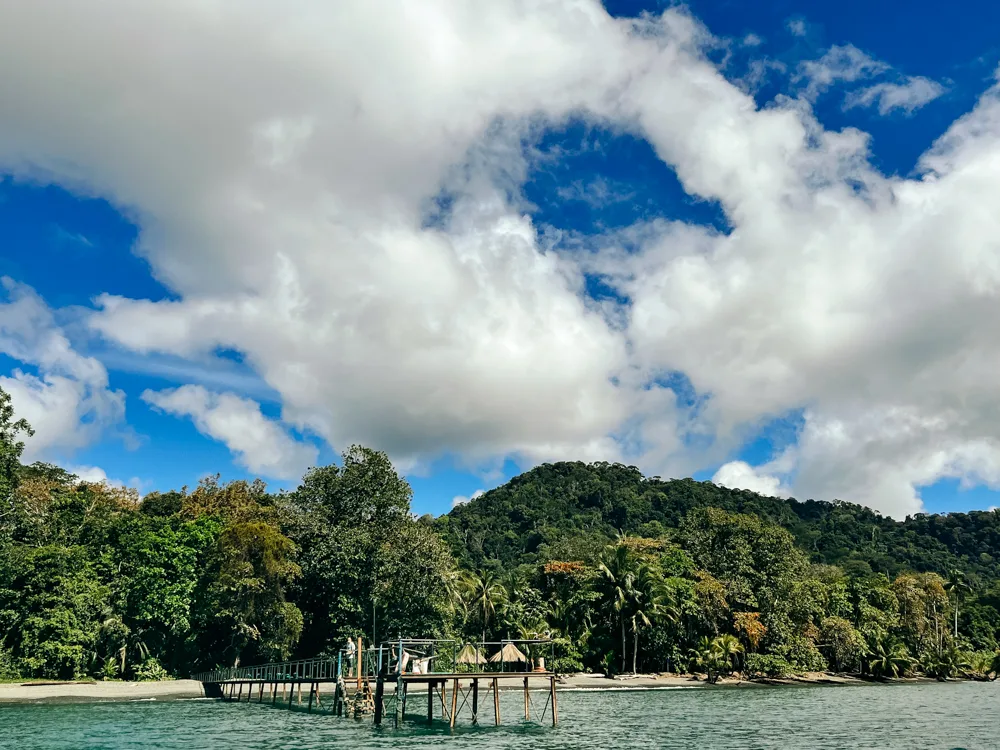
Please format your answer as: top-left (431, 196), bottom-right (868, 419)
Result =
top-left (385, 672), bottom-right (557, 727)
top-left (192, 639), bottom-right (560, 730)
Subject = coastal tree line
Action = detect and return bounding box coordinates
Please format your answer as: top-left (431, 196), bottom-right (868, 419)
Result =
top-left (1, 387), bottom-right (1000, 682)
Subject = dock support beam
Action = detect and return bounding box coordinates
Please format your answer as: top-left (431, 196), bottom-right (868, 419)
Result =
top-left (374, 674), bottom-right (384, 726)
top-left (472, 679), bottom-right (479, 724)
top-left (550, 675), bottom-right (558, 726)
top-left (427, 680), bottom-right (434, 724)
top-left (524, 676), bottom-right (530, 721)
top-left (450, 678), bottom-right (458, 728)
top-left (493, 678), bottom-right (500, 726)
top-left (357, 637), bottom-right (363, 692)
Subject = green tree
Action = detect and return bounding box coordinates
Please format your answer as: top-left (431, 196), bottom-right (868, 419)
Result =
top-left (0, 545), bottom-right (107, 679)
top-left (714, 633), bottom-right (744, 675)
top-left (200, 520), bottom-right (302, 666)
top-left (629, 563), bottom-right (676, 674)
top-left (819, 616), bottom-right (867, 672)
top-left (596, 541), bottom-right (639, 673)
top-left (688, 636), bottom-right (730, 683)
top-left (945, 569), bottom-right (972, 639)
top-left (464, 569), bottom-right (506, 644)
top-left (283, 446), bottom-right (445, 657)
top-left (867, 636), bottom-right (911, 679)
top-left (0, 387), bottom-right (32, 541)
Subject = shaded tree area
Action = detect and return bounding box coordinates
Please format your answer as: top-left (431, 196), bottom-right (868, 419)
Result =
top-left (437, 461), bottom-right (1000, 582)
top-left (2, 386), bottom-right (1000, 682)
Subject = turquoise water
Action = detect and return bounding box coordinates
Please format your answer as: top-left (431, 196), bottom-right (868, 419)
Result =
top-left (3, 682), bottom-right (997, 749)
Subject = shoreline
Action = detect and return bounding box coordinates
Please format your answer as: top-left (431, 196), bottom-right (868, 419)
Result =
top-left (0, 679), bottom-right (206, 704)
top-left (0, 672), bottom-right (974, 705)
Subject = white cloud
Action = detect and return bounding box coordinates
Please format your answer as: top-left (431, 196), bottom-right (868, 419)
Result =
top-left (787, 19), bottom-right (807, 37)
top-left (712, 461), bottom-right (789, 498)
top-left (66, 464), bottom-right (143, 492)
top-left (0, 2), bottom-right (999, 519)
top-left (452, 489), bottom-right (485, 508)
top-left (845, 76), bottom-right (946, 115)
top-left (141, 385), bottom-right (318, 480)
top-left (52, 225), bottom-right (94, 247)
top-left (0, 278), bottom-right (125, 460)
top-left (796, 44), bottom-right (890, 101)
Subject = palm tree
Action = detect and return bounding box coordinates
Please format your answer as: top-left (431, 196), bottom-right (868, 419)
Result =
top-left (714, 634), bottom-right (745, 676)
top-left (867, 636), bottom-right (911, 679)
top-left (597, 542), bottom-right (639, 673)
top-left (464, 570), bottom-right (506, 645)
top-left (959, 650), bottom-right (995, 681)
top-left (920, 644), bottom-right (965, 681)
top-left (441, 566), bottom-right (466, 614)
top-left (944, 569), bottom-right (971, 639)
top-left (628, 564), bottom-right (678, 674)
top-left (689, 636), bottom-right (724, 683)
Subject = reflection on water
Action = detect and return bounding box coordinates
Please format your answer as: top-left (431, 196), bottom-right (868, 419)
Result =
top-left (4, 681), bottom-right (997, 750)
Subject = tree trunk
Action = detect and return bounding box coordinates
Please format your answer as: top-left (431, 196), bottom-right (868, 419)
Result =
top-left (632, 628), bottom-right (638, 675)
top-left (954, 600), bottom-right (959, 639)
top-left (620, 617), bottom-right (626, 673)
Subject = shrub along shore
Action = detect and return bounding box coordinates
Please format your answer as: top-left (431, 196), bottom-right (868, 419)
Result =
top-left (2, 386), bottom-right (999, 686)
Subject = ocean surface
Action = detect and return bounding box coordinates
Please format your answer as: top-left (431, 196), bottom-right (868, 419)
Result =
top-left (3, 681), bottom-right (997, 749)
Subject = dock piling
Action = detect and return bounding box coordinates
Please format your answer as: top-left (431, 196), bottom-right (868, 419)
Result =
top-left (523, 676), bottom-right (529, 721)
top-left (194, 638), bottom-right (563, 731)
top-left (450, 678), bottom-right (458, 728)
top-left (374, 674), bottom-right (385, 726)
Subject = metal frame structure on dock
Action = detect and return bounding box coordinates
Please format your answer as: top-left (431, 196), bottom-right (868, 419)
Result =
top-left (192, 638), bottom-right (559, 729)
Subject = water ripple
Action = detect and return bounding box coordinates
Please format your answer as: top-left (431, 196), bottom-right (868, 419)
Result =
top-left (2, 681), bottom-right (997, 750)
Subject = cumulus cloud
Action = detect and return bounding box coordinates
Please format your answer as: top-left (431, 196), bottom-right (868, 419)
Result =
top-left (845, 76), bottom-right (947, 115)
top-left (0, 278), bottom-right (125, 460)
top-left (66, 464), bottom-right (144, 493)
top-left (0, 2), bottom-right (999, 518)
top-left (141, 385), bottom-right (318, 480)
top-left (712, 461), bottom-right (790, 499)
top-left (452, 489), bottom-right (485, 508)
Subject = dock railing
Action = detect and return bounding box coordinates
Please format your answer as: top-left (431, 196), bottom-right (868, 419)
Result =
top-left (191, 637), bottom-right (556, 683)
top-left (191, 644), bottom-right (390, 683)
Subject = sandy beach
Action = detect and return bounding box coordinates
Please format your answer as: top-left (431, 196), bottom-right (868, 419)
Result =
top-left (0, 672), bottom-right (876, 704)
top-left (0, 679), bottom-right (206, 704)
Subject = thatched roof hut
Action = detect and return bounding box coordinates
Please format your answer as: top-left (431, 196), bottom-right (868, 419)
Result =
top-left (489, 642), bottom-right (527, 663)
top-left (456, 643), bottom-right (487, 665)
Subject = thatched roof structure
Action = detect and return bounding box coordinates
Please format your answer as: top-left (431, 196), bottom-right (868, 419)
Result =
top-left (456, 644), bottom-right (487, 665)
top-left (489, 642), bottom-right (527, 663)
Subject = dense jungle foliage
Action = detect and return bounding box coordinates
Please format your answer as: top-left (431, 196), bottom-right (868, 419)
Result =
top-left (1, 386), bottom-right (999, 683)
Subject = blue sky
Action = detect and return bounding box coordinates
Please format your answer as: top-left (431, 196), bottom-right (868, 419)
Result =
top-left (1, 0), bottom-right (1000, 518)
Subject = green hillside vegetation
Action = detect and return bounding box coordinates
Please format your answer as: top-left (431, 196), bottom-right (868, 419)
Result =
top-left (1, 386), bottom-right (999, 683)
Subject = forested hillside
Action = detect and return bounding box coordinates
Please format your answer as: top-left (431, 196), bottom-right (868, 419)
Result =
top-left (438, 461), bottom-right (1000, 581)
top-left (2, 387), bottom-right (999, 684)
